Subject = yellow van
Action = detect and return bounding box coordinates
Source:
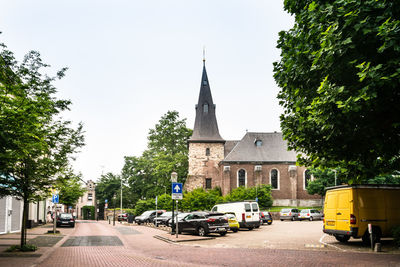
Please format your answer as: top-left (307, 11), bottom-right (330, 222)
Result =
top-left (323, 185), bottom-right (400, 243)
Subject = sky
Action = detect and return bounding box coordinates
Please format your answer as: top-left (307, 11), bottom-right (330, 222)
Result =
top-left (0, 0), bottom-right (294, 182)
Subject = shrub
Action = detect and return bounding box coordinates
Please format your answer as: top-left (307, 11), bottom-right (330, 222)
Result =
top-left (392, 225), bottom-right (400, 247)
top-left (6, 244), bottom-right (37, 252)
top-left (224, 185), bottom-right (273, 209)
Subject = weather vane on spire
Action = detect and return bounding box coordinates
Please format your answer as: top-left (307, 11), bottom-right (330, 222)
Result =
top-left (203, 46), bottom-right (206, 63)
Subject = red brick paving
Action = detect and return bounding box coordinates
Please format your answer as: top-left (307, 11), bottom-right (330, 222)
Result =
top-left (1, 220), bottom-right (400, 267)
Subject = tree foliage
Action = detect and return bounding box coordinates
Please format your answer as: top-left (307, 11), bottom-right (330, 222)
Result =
top-left (95, 172), bottom-right (130, 209)
top-left (181, 187), bottom-right (223, 211)
top-left (0, 43), bottom-right (84, 246)
top-left (122, 111), bottom-right (192, 203)
top-left (274, 1), bottom-right (400, 183)
top-left (56, 169), bottom-right (85, 207)
top-left (224, 185), bottom-right (273, 209)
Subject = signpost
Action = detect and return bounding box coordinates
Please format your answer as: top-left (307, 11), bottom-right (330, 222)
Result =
top-left (171, 183), bottom-right (183, 238)
top-left (52, 191), bottom-right (59, 234)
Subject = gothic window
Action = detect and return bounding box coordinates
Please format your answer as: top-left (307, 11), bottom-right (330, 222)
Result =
top-left (304, 169), bottom-right (312, 189)
top-left (203, 103), bottom-right (208, 113)
top-left (205, 148), bottom-right (210, 156)
top-left (270, 169), bottom-right (279, 190)
top-left (238, 169), bottom-right (246, 187)
top-left (205, 178), bottom-right (212, 189)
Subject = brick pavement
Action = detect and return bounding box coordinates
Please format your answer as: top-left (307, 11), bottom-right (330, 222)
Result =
top-left (1, 220), bottom-right (400, 266)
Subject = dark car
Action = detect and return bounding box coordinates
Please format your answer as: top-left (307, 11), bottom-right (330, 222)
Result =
top-left (260, 211), bottom-right (273, 225)
top-left (56, 213), bottom-right (75, 227)
top-left (166, 212), bottom-right (190, 227)
top-left (118, 213), bottom-right (129, 222)
top-left (176, 211), bottom-right (230, 236)
top-left (135, 210), bottom-right (164, 225)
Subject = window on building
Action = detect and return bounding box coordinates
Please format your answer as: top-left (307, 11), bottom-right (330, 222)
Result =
top-left (255, 140), bottom-right (262, 147)
top-left (205, 178), bottom-right (212, 189)
top-left (203, 103), bottom-right (208, 113)
top-left (238, 169), bottom-right (246, 187)
top-left (205, 148), bottom-right (210, 156)
top-left (270, 169), bottom-right (279, 190)
top-left (88, 193), bottom-right (93, 200)
top-left (304, 169), bottom-right (312, 189)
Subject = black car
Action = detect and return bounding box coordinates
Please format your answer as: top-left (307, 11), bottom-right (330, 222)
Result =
top-left (260, 211), bottom-right (273, 225)
top-left (176, 212), bottom-right (229, 236)
top-left (56, 213), bottom-right (75, 227)
top-left (135, 210), bottom-right (164, 225)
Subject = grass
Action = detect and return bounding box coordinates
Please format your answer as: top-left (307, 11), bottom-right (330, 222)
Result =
top-left (265, 206), bottom-right (323, 212)
top-left (6, 244), bottom-right (37, 252)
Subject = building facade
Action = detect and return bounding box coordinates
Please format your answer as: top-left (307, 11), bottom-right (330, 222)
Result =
top-left (75, 180), bottom-right (96, 219)
top-left (184, 61), bottom-right (322, 206)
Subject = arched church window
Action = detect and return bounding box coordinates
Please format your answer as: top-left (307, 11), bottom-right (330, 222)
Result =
top-left (205, 148), bottom-right (210, 156)
top-left (304, 169), bottom-right (312, 189)
top-left (270, 169), bottom-right (279, 190)
top-left (203, 103), bottom-right (208, 113)
top-left (238, 169), bottom-right (246, 187)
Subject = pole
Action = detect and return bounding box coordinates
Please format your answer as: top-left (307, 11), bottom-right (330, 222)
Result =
top-left (113, 196), bottom-right (116, 226)
top-left (334, 170), bottom-right (337, 186)
top-left (120, 177), bottom-right (123, 217)
top-left (155, 196), bottom-right (158, 227)
top-left (175, 200), bottom-right (178, 238)
top-left (171, 199), bottom-right (175, 234)
top-left (53, 205), bottom-right (56, 234)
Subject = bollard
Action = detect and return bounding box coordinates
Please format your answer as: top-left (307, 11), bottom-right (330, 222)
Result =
top-left (374, 243), bottom-right (382, 252)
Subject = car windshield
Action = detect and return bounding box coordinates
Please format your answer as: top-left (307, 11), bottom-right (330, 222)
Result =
top-left (60, 214), bottom-right (72, 219)
top-left (177, 213), bottom-right (189, 219)
top-left (300, 210), bottom-right (309, 213)
top-left (160, 212), bottom-right (173, 217)
top-left (226, 214), bottom-right (235, 219)
top-left (141, 211), bottom-right (153, 216)
top-left (281, 209), bottom-right (291, 213)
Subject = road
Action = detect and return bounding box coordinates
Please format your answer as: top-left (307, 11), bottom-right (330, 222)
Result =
top-left (32, 220), bottom-right (400, 267)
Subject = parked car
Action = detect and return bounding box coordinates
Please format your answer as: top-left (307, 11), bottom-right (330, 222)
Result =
top-left (260, 211), bottom-right (273, 225)
top-left (118, 213), bottom-right (129, 222)
top-left (56, 213), bottom-right (75, 227)
top-left (279, 208), bottom-right (301, 221)
top-left (153, 211), bottom-right (179, 226)
top-left (225, 213), bottom-right (239, 232)
top-left (166, 212), bottom-right (190, 227)
top-left (298, 209), bottom-right (323, 221)
top-left (176, 212), bottom-right (230, 236)
top-left (211, 201), bottom-right (260, 230)
top-left (135, 210), bottom-right (164, 225)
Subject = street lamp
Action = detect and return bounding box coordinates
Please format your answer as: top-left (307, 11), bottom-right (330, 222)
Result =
top-left (113, 194), bottom-right (116, 226)
top-left (120, 177), bottom-right (123, 222)
top-left (170, 172), bottom-right (177, 235)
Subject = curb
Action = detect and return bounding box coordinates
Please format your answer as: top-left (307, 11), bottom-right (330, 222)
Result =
top-left (153, 234), bottom-right (215, 243)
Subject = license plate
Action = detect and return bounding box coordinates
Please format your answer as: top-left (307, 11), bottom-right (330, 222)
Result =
top-left (217, 228), bottom-right (226, 232)
top-left (282, 213), bottom-right (288, 216)
top-left (326, 221), bottom-right (335, 226)
top-left (267, 220), bottom-right (271, 223)
top-left (62, 221), bottom-right (69, 224)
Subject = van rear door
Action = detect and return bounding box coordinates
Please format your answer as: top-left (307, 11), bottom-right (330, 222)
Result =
top-left (324, 191), bottom-right (338, 231)
top-left (251, 203), bottom-right (260, 222)
top-left (336, 190), bottom-right (351, 231)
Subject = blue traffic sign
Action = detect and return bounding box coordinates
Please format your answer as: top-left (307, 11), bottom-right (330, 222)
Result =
top-left (105, 199), bottom-right (108, 203)
top-left (52, 194), bottom-right (59, 204)
top-left (172, 183), bottom-right (183, 194)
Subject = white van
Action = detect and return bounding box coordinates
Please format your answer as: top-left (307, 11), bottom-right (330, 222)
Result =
top-left (211, 201), bottom-right (260, 230)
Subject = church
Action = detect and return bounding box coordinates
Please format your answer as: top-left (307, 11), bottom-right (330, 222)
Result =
top-left (184, 60), bottom-right (322, 207)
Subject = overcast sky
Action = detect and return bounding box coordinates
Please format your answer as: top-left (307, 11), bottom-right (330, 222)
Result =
top-left (1, 0), bottom-right (294, 182)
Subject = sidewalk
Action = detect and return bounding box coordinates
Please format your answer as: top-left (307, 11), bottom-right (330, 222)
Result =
top-left (0, 223), bottom-right (75, 267)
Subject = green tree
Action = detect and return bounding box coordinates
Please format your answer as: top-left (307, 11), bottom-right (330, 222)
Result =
top-left (123, 111), bottom-right (192, 202)
top-left (367, 172), bottom-right (400, 184)
top-left (306, 168), bottom-right (343, 197)
top-left (273, 1), bottom-right (400, 184)
top-left (181, 187), bottom-right (223, 211)
top-left (95, 172), bottom-right (127, 209)
top-left (0, 45), bottom-right (84, 247)
top-left (57, 170), bottom-right (85, 208)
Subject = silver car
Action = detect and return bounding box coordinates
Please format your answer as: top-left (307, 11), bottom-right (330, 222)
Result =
top-left (279, 208), bottom-right (301, 221)
top-left (298, 209), bottom-right (323, 221)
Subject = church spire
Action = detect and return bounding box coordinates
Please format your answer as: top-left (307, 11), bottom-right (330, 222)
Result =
top-left (189, 59), bottom-right (224, 143)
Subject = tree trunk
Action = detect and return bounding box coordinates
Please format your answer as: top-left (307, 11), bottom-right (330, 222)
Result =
top-left (20, 197), bottom-right (29, 247)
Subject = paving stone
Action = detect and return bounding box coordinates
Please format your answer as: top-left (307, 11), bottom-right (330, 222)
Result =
top-left (115, 227), bottom-right (142, 235)
top-left (61, 236), bottom-right (123, 247)
top-left (28, 236), bottom-right (64, 247)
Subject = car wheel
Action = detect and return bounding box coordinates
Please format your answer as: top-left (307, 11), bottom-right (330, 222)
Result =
top-left (197, 226), bottom-right (206, 236)
top-left (248, 227), bottom-right (254, 230)
top-left (232, 229), bottom-right (238, 233)
top-left (255, 225), bottom-right (260, 229)
top-left (220, 232), bottom-right (227, 236)
top-left (267, 222), bottom-right (272, 225)
top-left (335, 234), bottom-right (350, 243)
top-left (280, 219), bottom-right (283, 221)
top-left (309, 217), bottom-right (313, 221)
top-left (291, 217), bottom-right (295, 221)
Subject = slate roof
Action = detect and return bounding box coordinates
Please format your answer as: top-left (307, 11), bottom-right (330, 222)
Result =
top-left (222, 132), bottom-right (297, 163)
top-left (224, 140), bottom-right (240, 157)
top-left (189, 62), bottom-right (224, 143)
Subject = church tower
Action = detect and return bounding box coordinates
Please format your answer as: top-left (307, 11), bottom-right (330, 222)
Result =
top-left (184, 59), bottom-right (225, 191)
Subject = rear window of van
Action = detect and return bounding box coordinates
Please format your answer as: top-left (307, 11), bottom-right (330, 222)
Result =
top-left (251, 203), bottom-right (259, 212)
top-left (245, 204), bottom-right (251, 212)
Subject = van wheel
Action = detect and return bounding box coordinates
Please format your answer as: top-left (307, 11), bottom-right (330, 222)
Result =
top-left (248, 227), bottom-right (254, 230)
top-left (220, 232), bottom-right (227, 236)
top-left (280, 219), bottom-right (283, 221)
top-left (335, 235), bottom-right (350, 243)
top-left (197, 227), bottom-right (206, 236)
top-left (309, 217), bottom-right (313, 221)
top-left (267, 222), bottom-right (272, 225)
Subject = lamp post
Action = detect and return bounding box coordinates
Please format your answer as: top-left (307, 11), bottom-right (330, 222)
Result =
top-left (113, 194), bottom-right (116, 226)
top-left (170, 172), bottom-right (177, 235)
top-left (120, 177), bottom-right (123, 218)
top-left (333, 170), bottom-right (337, 186)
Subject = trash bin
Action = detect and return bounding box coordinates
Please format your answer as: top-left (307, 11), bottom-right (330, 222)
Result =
top-left (128, 215), bottom-right (134, 223)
